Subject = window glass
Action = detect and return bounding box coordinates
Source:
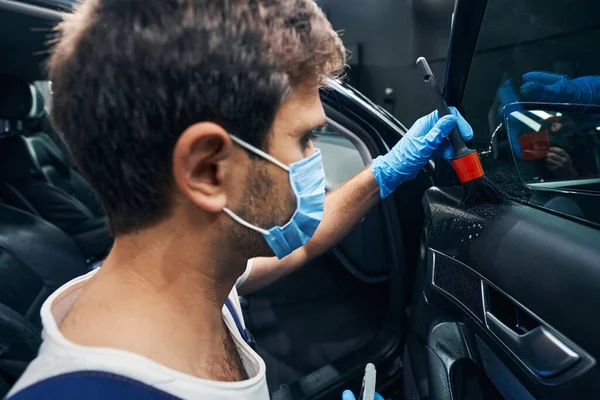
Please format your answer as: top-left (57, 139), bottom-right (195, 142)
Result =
top-left (461, 0), bottom-right (600, 225)
top-left (313, 123), bottom-right (366, 190)
top-left (505, 107), bottom-right (600, 185)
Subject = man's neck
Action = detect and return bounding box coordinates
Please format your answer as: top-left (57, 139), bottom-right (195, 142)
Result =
top-left (104, 225), bottom-right (239, 308)
top-left (59, 223), bottom-right (249, 381)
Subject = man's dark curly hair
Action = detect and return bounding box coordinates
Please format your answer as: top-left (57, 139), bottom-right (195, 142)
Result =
top-left (48, 0), bottom-right (345, 235)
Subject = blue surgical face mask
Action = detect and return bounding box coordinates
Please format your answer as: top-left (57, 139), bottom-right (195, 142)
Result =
top-left (223, 135), bottom-right (326, 259)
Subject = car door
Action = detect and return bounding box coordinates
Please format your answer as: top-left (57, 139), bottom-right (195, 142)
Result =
top-left (243, 81), bottom-right (430, 400)
top-left (404, 0), bottom-right (600, 399)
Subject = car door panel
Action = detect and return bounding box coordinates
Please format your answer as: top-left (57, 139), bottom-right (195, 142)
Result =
top-left (407, 186), bottom-right (600, 399)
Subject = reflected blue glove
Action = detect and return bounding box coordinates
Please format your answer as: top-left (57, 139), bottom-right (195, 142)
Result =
top-left (496, 81), bottom-right (524, 159)
top-left (371, 107), bottom-right (474, 198)
top-left (342, 389), bottom-right (384, 400)
top-left (520, 72), bottom-right (600, 104)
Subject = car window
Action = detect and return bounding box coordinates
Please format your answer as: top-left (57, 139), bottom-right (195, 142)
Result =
top-left (461, 0), bottom-right (600, 225)
top-left (313, 121), bottom-right (369, 190)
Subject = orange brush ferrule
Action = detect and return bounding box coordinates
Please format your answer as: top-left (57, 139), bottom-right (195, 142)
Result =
top-left (451, 151), bottom-right (484, 183)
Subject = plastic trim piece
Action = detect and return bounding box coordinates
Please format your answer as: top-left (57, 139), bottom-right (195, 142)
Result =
top-left (476, 336), bottom-right (536, 400)
top-left (428, 248), bottom-right (596, 386)
top-left (527, 177), bottom-right (600, 189)
top-left (430, 250), bottom-right (483, 323)
top-left (0, 0), bottom-right (63, 20)
top-left (325, 79), bottom-right (409, 137)
top-left (426, 322), bottom-right (474, 400)
top-left (484, 312), bottom-right (579, 378)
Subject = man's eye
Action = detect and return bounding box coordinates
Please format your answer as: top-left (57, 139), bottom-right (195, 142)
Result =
top-left (301, 132), bottom-right (319, 148)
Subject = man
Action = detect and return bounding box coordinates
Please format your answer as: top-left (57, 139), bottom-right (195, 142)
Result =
top-left (8, 0), bottom-right (472, 398)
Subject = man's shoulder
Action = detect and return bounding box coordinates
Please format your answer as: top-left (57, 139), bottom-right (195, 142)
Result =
top-left (10, 346), bottom-right (269, 400)
top-left (9, 371), bottom-right (181, 399)
top-left (8, 339), bottom-right (171, 398)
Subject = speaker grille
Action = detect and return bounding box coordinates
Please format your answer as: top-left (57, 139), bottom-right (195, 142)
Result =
top-left (431, 251), bottom-right (484, 322)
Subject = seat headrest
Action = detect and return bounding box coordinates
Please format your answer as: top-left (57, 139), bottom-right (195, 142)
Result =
top-left (0, 75), bottom-right (45, 120)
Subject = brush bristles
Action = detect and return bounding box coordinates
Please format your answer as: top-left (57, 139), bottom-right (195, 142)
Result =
top-left (461, 176), bottom-right (503, 207)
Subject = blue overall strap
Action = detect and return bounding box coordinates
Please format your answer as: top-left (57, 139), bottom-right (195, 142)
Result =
top-left (9, 371), bottom-right (181, 399)
top-left (224, 298), bottom-right (256, 349)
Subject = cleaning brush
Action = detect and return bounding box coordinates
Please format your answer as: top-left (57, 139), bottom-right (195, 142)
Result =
top-left (416, 57), bottom-right (502, 206)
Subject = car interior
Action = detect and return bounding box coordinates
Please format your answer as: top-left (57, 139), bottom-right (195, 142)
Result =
top-left (0, 39), bottom-right (112, 400)
top-left (0, 2), bottom-right (413, 398)
top-left (401, 1), bottom-right (600, 400)
top-left (0, 76), bottom-right (112, 261)
top-left (2, 0), bottom-right (600, 399)
top-left (0, 2), bottom-right (112, 394)
top-left (246, 103), bottom-right (406, 395)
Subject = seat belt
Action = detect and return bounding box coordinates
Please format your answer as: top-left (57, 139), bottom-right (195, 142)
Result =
top-left (224, 298), bottom-right (256, 350)
top-left (8, 371), bottom-right (182, 399)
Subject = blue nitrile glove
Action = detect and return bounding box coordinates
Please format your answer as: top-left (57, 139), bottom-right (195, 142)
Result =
top-left (496, 81), bottom-right (524, 160)
top-left (371, 107), bottom-right (474, 198)
top-left (520, 72), bottom-right (600, 105)
top-left (342, 389), bottom-right (385, 400)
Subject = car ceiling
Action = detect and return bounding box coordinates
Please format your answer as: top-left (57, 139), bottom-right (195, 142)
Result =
top-left (0, 1), bottom-right (62, 82)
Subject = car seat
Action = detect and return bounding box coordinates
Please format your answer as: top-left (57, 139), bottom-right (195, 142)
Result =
top-left (0, 202), bottom-right (89, 396)
top-left (0, 75), bottom-right (112, 260)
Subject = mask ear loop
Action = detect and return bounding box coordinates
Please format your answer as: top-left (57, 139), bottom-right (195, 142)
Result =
top-left (222, 208), bottom-right (271, 236)
top-left (223, 135), bottom-right (291, 236)
top-left (229, 135), bottom-right (290, 171)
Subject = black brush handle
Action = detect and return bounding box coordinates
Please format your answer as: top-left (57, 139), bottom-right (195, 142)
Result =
top-left (416, 57), bottom-right (472, 158)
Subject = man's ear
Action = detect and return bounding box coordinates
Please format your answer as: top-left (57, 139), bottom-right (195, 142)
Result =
top-left (172, 122), bottom-right (233, 213)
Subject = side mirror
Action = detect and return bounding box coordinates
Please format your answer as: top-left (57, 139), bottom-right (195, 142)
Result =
top-left (503, 103), bottom-right (600, 191)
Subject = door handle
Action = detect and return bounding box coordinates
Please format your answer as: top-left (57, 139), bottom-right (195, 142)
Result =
top-left (485, 311), bottom-right (579, 378)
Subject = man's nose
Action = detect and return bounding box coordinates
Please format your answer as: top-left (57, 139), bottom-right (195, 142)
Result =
top-left (305, 141), bottom-right (316, 157)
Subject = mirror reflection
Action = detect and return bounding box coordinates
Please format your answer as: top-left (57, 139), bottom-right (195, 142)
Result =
top-left (505, 108), bottom-right (600, 185)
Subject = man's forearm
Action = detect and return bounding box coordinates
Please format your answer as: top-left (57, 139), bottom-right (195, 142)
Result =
top-left (238, 166), bottom-right (381, 294)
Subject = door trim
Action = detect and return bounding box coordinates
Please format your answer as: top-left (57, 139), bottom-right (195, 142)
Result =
top-left (427, 248), bottom-right (595, 385)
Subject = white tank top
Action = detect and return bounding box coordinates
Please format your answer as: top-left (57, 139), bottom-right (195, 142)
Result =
top-left (9, 265), bottom-right (269, 400)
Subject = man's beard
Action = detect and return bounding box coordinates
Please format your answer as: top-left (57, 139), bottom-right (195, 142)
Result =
top-left (227, 159), bottom-right (296, 259)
